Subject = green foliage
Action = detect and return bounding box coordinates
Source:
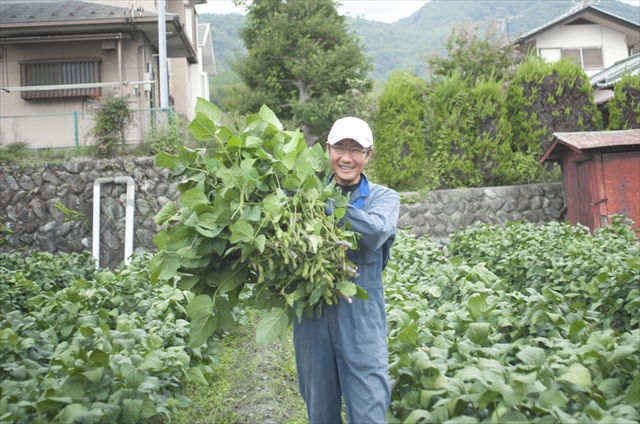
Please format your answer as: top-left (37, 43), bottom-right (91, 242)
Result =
top-left (0, 252), bottom-right (218, 423)
top-left (227, 0), bottom-right (372, 144)
top-left (89, 95), bottom-right (134, 158)
top-left (151, 99), bottom-right (362, 347)
top-left (427, 74), bottom-right (513, 188)
top-left (607, 72), bottom-right (640, 130)
top-left (146, 112), bottom-right (190, 156)
top-left (373, 70), bottom-right (429, 191)
top-left (426, 19), bottom-right (518, 84)
top-left (0, 143), bottom-right (29, 165)
top-left (384, 220), bottom-right (639, 423)
top-left (499, 55), bottom-right (601, 184)
top-left (53, 202), bottom-right (89, 231)
top-left (208, 69), bottom-right (241, 111)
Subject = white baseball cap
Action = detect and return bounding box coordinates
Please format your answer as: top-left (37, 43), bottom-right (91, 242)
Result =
top-left (327, 117), bottom-right (373, 149)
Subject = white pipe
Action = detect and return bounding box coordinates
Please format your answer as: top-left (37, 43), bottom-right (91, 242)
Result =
top-left (158, 0), bottom-right (169, 108)
top-left (93, 177), bottom-right (136, 268)
top-left (0, 81), bottom-right (153, 93)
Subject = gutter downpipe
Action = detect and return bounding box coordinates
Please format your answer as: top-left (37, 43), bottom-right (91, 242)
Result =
top-left (93, 177), bottom-right (135, 268)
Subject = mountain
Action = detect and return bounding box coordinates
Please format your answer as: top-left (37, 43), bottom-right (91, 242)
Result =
top-left (199, 0), bottom-right (640, 81)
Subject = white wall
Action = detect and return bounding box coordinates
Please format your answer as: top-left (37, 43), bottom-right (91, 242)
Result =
top-left (536, 24), bottom-right (630, 74)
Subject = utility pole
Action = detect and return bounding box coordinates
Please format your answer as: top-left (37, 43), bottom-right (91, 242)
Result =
top-left (498, 15), bottom-right (522, 43)
top-left (158, 0), bottom-right (169, 108)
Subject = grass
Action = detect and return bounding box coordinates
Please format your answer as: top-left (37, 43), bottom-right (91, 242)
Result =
top-left (173, 311), bottom-right (309, 424)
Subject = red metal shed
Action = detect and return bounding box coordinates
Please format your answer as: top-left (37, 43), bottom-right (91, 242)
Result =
top-left (539, 129), bottom-right (640, 232)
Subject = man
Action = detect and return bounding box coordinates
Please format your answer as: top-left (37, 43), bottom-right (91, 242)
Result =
top-left (293, 117), bottom-right (401, 423)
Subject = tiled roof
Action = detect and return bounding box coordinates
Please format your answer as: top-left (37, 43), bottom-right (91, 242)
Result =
top-left (1, 0), bottom-right (159, 25)
top-left (590, 53), bottom-right (640, 89)
top-left (513, 4), bottom-right (640, 45)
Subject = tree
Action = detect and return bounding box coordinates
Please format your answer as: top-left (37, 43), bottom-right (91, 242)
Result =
top-left (425, 19), bottom-right (519, 85)
top-left (228, 0), bottom-right (372, 146)
top-left (374, 70), bottom-right (428, 190)
top-left (427, 73), bottom-right (511, 188)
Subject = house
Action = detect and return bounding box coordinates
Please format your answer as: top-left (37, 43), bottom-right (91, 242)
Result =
top-left (0, 0), bottom-right (216, 148)
top-left (513, 3), bottom-right (640, 77)
top-left (539, 129), bottom-right (640, 232)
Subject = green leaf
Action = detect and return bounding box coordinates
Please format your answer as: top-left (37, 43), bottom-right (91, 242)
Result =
top-left (216, 297), bottom-right (237, 330)
top-left (569, 320), bottom-right (586, 337)
top-left (499, 409), bottom-right (529, 422)
top-left (188, 366), bottom-right (209, 386)
top-left (259, 104), bottom-right (283, 130)
top-left (403, 409), bottom-right (434, 424)
top-left (122, 398), bottom-right (143, 424)
top-left (229, 220), bottom-right (254, 244)
top-left (336, 281), bottom-right (357, 297)
top-left (263, 194), bottom-right (283, 216)
top-left (623, 373), bottom-right (640, 406)
top-left (467, 295), bottom-right (489, 318)
top-left (559, 363), bottom-right (592, 389)
top-left (245, 135), bottom-right (263, 147)
top-left (155, 152), bottom-right (181, 169)
top-left (149, 252), bottom-right (180, 282)
top-left (398, 321), bottom-right (419, 345)
top-left (188, 112), bottom-right (217, 140)
top-left (60, 377), bottom-right (87, 401)
top-left (607, 345), bottom-right (636, 365)
top-left (186, 295), bottom-right (217, 347)
top-left (81, 367), bottom-right (103, 384)
top-left (254, 234), bottom-right (267, 253)
top-left (516, 346), bottom-right (546, 367)
top-left (180, 188), bottom-right (210, 210)
top-left (154, 201), bottom-right (177, 225)
top-left (57, 404), bottom-right (89, 424)
top-left (120, 363), bottom-right (145, 389)
top-left (214, 264), bottom-right (249, 293)
top-left (139, 353), bottom-right (164, 372)
top-left (467, 322), bottom-right (490, 344)
top-left (538, 389), bottom-right (568, 408)
top-left (194, 97), bottom-right (221, 125)
top-left (598, 378), bottom-right (623, 399)
top-left (256, 308), bottom-right (291, 346)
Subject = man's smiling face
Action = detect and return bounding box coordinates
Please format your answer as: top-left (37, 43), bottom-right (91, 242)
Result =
top-left (326, 138), bottom-right (372, 186)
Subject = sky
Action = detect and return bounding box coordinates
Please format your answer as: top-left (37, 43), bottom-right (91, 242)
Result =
top-left (196, 0), bottom-right (640, 24)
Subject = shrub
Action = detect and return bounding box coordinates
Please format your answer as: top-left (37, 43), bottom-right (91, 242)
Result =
top-left (607, 72), bottom-right (640, 130)
top-left (374, 70), bottom-right (429, 191)
top-left (89, 95), bottom-right (133, 158)
top-left (427, 74), bottom-right (512, 188)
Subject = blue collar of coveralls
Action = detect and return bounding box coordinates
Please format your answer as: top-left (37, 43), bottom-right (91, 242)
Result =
top-left (328, 173), bottom-right (370, 210)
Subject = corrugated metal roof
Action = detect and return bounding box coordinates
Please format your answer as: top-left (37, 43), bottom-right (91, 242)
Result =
top-left (590, 53), bottom-right (640, 89)
top-left (540, 129), bottom-right (640, 164)
top-left (554, 129), bottom-right (640, 150)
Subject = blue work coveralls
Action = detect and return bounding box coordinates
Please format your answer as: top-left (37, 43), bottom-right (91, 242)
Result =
top-left (293, 174), bottom-right (400, 424)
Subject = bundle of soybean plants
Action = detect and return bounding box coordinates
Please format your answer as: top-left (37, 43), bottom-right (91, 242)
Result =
top-left (150, 99), bottom-right (365, 347)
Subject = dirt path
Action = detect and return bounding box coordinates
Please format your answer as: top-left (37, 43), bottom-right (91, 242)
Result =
top-left (173, 318), bottom-right (308, 424)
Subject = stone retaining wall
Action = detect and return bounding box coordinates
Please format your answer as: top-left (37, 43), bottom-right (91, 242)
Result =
top-left (398, 184), bottom-right (566, 244)
top-left (0, 158), bottom-right (566, 268)
top-left (0, 158), bottom-right (176, 269)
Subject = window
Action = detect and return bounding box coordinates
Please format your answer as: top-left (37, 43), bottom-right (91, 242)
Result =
top-left (19, 58), bottom-right (101, 99)
top-left (561, 47), bottom-right (603, 70)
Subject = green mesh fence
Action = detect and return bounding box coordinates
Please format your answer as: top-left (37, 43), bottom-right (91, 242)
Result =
top-left (0, 108), bottom-right (173, 151)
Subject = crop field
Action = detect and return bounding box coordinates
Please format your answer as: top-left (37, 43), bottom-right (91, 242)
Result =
top-left (1, 216), bottom-right (638, 423)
